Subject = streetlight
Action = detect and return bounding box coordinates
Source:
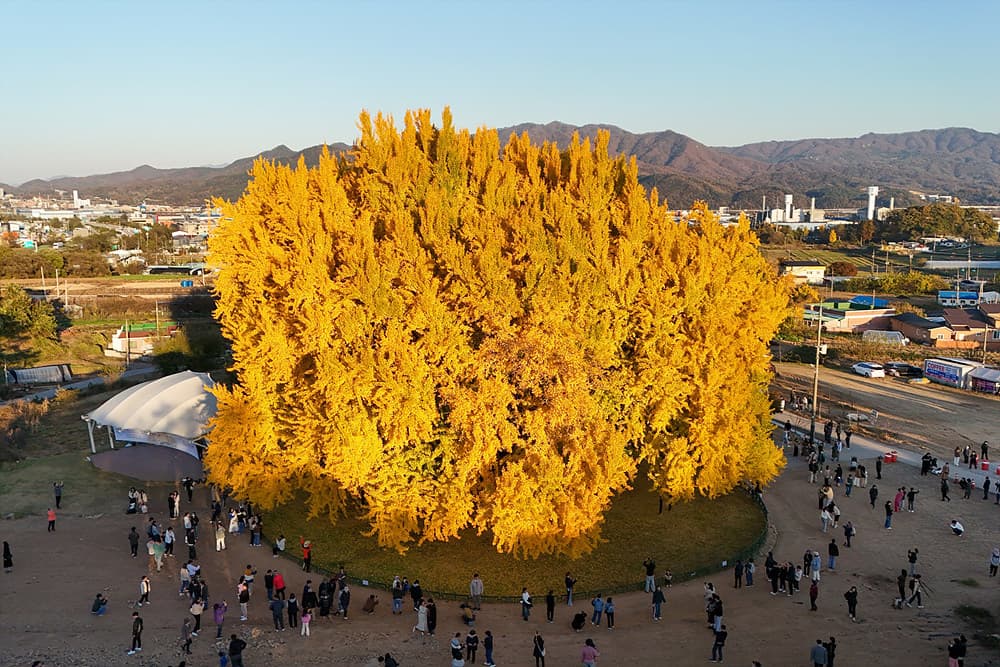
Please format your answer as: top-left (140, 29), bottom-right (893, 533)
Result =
top-left (810, 304), bottom-right (826, 444)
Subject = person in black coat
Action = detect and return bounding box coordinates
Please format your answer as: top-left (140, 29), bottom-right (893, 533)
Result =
top-left (410, 580), bottom-right (423, 611)
top-left (302, 580), bottom-right (318, 610)
top-left (532, 631), bottom-right (545, 667)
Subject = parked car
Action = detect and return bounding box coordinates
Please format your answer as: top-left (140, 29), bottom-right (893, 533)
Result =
top-left (852, 362), bottom-right (886, 378)
top-left (884, 362), bottom-right (923, 378)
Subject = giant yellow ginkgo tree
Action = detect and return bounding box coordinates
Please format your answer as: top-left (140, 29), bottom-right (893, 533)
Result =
top-left (206, 108), bottom-right (789, 557)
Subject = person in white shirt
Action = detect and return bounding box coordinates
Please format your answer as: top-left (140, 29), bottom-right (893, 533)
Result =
top-left (950, 519), bottom-right (965, 536)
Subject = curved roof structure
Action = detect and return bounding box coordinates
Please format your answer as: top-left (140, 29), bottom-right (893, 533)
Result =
top-left (82, 370), bottom-right (216, 439)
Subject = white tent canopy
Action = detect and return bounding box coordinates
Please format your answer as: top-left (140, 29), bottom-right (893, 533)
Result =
top-left (82, 370), bottom-right (216, 454)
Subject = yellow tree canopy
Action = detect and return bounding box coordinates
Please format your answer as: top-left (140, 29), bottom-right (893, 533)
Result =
top-left (206, 108), bottom-right (789, 557)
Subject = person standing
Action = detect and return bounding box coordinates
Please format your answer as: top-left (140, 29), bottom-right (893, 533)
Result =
top-left (273, 570), bottom-right (286, 600)
top-left (412, 599), bottom-right (428, 637)
top-left (652, 586), bottom-right (665, 621)
top-left (181, 617), bottom-right (194, 655)
top-left (521, 587), bottom-right (533, 621)
top-left (990, 548), bottom-right (1000, 577)
top-left (214, 601), bottom-right (228, 639)
top-left (238, 581), bottom-right (250, 621)
top-left (465, 628), bottom-right (479, 663)
top-left (2, 541), bottom-right (12, 573)
top-left (338, 584), bottom-right (351, 620)
top-left (269, 596), bottom-right (286, 631)
top-left (712, 596), bottom-right (723, 632)
top-left (138, 576), bottom-right (151, 606)
top-left (828, 539), bottom-right (839, 570)
top-left (895, 569), bottom-right (908, 608)
top-left (215, 522), bottom-right (227, 551)
top-left (590, 594), bottom-right (604, 626)
top-left (875, 455), bottom-right (883, 479)
top-left (907, 487), bottom-right (919, 512)
top-left (908, 548), bottom-right (919, 576)
top-left (410, 579), bottom-right (423, 611)
top-left (884, 501), bottom-right (894, 529)
top-left (983, 477), bottom-right (992, 501)
top-left (300, 537), bottom-right (312, 572)
top-left (710, 625), bottom-right (727, 663)
top-left (264, 570), bottom-right (275, 601)
top-left (127, 611), bottom-right (143, 655)
top-left (906, 574), bottom-right (924, 608)
top-left (426, 597), bottom-right (437, 636)
top-left (300, 608), bottom-right (312, 637)
top-left (844, 586), bottom-right (858, 621)
top-left (824, 637), bottom-right (838, 667)
top-left (642, 558), bottom-right (656, 593)
top-left (869, 484), bottom-right (879, 509)
top-left (982, 440), bottom-right (989, 461)
top-left (53, 482), bottom-right (63, 509)
top-left (565, 572), bottom-right (577, 606)
top-left (164, 526), bottom-right (175, 557)
top-left (46, 507), bottom-right (56, 532)
top-left (286, 593), bottom-right (299, 628)
top-left (228, 634), bottom-right (247, 667)
top-left (941, 478), bottom-right (951, 502)
top-left (545, 589), bottom-right (556, 623)
top-left (532, 631), bottom-right (546, 667)
top-left (582, 637), bottom-right (600, 666)
top-left (127, 527), bottom-right (139, 558)
top-left (190, 598), bottom-right (205, 635)
top-left (733, 559), bottom-right (744, 588)
top-left (483, 629), bottom-right (496, 667)
top-left (843, 521), bottom-right (855, 548)
top-left (809, 581), bottom-right (819, 611)
top-left (470, 573), bottom-right (484, 611)
top-left (809, 639), bottom-right (827, 667)
top-left (604, 597), bottom-right (615, 630)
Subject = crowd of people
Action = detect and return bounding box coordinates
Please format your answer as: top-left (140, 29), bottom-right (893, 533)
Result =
top-left (6, 418), bottom-right (995, 666)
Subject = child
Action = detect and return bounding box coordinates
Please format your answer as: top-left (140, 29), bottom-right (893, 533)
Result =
top-left (218, 650), bottom-right (229, 667)
top-left (300, 608), bottom-right (312, 637)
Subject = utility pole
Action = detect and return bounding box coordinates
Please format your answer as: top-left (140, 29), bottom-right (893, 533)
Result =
top-left (810, 305), bottom-right (824, 444)
top-left (984, 324), bottom-right (990, 365)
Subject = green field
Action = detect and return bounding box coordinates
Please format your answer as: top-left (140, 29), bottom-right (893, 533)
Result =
top-left (265, 482), bottom-right (767, 601)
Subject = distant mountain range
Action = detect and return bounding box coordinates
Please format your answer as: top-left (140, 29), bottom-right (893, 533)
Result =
top-left (9, 126), bottom-right (1000, 208)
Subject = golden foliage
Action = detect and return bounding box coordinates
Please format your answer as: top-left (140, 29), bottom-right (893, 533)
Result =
top-left (206, 109), bottom-right (789, 557)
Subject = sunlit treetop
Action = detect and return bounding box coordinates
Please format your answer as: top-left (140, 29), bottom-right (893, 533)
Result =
top-left (206, 108), bottom-right (789, 557)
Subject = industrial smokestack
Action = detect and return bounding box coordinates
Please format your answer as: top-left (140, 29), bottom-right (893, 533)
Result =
top-left (889, 196), bottom-right (895, 210)
top-left (866, 186), bottom-right (879, 221)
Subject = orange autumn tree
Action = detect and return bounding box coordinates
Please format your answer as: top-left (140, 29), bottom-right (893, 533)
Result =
top-left (206, 108), bottom-right (789, 557)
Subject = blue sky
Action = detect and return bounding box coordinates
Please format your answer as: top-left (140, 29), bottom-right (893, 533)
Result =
top-left (2, 0), bottom-right (997, 184)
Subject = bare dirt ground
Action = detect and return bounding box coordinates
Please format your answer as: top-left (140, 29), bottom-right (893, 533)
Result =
top-left (2, 375), bottom-right (999, 666)
top-left (774, 361), bottom-right (999, 462)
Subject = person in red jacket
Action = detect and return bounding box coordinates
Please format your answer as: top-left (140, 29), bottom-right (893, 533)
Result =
top-left (273, 570), bottom-right (287, 600)
top-left (300, 538), bottom-right (312, 572)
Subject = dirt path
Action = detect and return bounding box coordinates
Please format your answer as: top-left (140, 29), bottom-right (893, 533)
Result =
top-left (1, 423), bottom-right (999, 665)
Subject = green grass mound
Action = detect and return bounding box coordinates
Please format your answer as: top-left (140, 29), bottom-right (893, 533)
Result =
top-left (265, 481), bottom-right (766, 601)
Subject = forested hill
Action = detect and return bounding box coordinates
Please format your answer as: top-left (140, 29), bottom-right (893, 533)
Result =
top-left (12, 127), bottom-right (1000, 208)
